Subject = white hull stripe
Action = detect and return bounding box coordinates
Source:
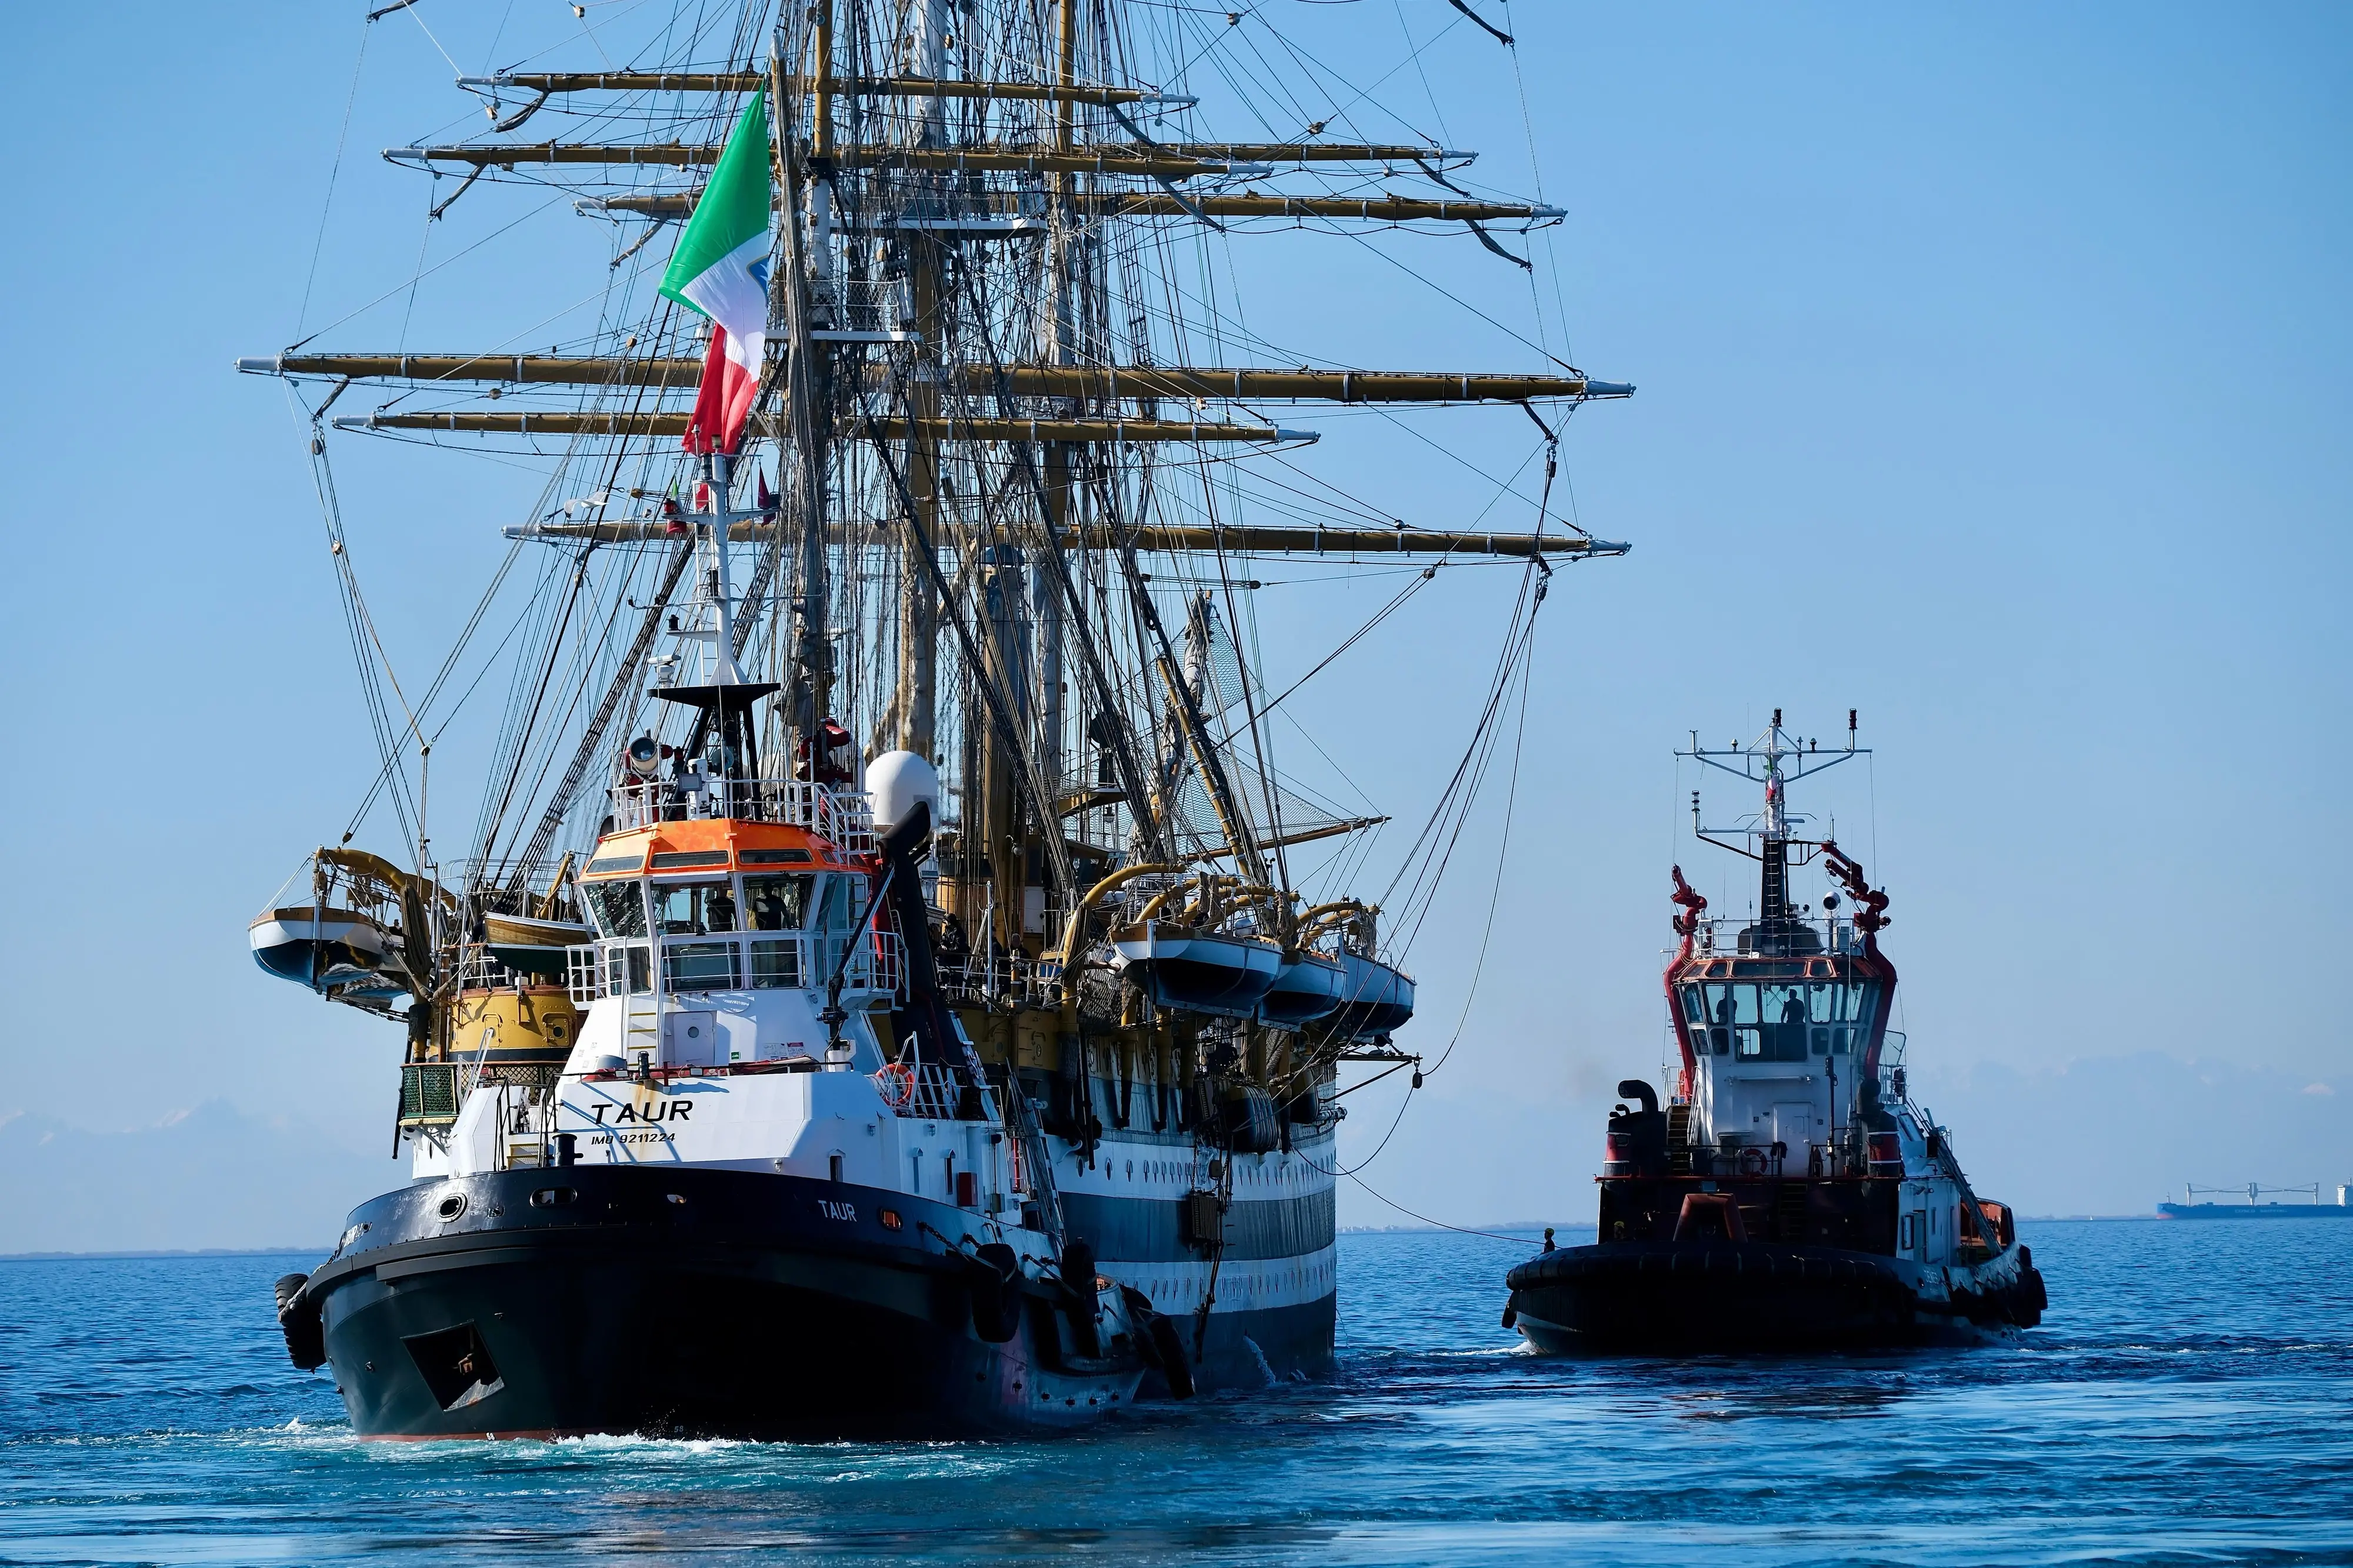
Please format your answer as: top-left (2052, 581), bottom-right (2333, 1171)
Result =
top-left (1104, 1245), bottom-right (1338, 1316)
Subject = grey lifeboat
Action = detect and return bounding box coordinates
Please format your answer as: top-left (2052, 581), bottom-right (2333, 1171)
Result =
top-left (1110, 921), bottom-right (1282, 1018)
top-left (248, 906), bottom-right (404, 998)
top-left (1258, 949), bottom-right (1349, 1027)
top-left (1328, 952), bottom-right (1416, 1039)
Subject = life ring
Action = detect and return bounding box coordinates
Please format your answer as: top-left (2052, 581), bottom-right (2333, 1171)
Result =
top-left (879, 1062), bottom-right (916, 1107)
top-left (1738, 1146), bottom-right (1768, 1177)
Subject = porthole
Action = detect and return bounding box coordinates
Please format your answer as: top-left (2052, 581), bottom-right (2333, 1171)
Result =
top-left (435, 1192), bottom-right (467, 1222)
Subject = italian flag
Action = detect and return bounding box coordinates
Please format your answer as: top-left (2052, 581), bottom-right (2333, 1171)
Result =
top-left (659, 92), bottom-right (773, 455)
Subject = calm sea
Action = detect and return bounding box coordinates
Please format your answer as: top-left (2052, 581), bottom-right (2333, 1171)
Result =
top-left (3, 1220), bottom-right (2349, 1566)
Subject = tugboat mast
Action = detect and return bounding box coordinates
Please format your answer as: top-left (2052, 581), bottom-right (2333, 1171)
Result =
top-left (1685, 708), bottom-right (1867, 955)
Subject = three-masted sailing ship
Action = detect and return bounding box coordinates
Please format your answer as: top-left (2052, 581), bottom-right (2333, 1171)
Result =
top-left (246, 0), bottom-right (1630, 1437)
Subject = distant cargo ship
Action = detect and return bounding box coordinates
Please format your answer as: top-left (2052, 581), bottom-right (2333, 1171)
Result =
top-left (2159, 1184), bottom-right (2353, 1219)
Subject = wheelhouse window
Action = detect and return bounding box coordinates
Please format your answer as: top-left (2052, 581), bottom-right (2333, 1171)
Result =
top-left (744, 874), bottom-right (814, 932)
top-left (816, 874), bottom-right (863, 931)
top-left (651, 880), bottom-right (736, 935)
top-left (1695, 979), bottom-right (1848, 1063)
top-left (582, 881), bottom-right (646, 938)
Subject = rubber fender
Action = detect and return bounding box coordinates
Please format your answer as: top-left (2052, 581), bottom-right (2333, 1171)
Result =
top-left (1146, 1313), bottom-right (1195, 1399)
top-left (1501, 1303), bottom-right (1518, 1330)
top-left (1117, 1283), bottom-right (1197, 1398)
top-left (274, 1273), bottom-right (325, 1371)
top-left (1057, 1239), bottom-right (1104, 1359)
top-left (967, 1243), bottom-right (1022, 1343)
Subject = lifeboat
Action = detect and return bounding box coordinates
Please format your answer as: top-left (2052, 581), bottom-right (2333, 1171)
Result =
top-left (1327, 952), bottom-right (1415, 1039)
top-left (1109, 921), bottom-right (1282, 1018)
top-left (249, 906), bottom-right (402, 996)
top-left (1258, 950), bottom-right (1348, 1026)
top-left (482, 911), bottom-right (593, 978)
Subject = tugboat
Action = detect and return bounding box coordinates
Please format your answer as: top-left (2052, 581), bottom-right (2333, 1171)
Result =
top-left (271, 652), bottom-right (1190, 1436)
top-left (1504, 714), bottom-right (2047, 1350)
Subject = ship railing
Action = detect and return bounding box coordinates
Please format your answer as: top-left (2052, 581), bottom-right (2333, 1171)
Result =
top-left (565, 932), bottom-right (903, 1001)
top-left (608, 780), bottom-right (665, 831)
top-left (816, 929), bottom-right (905, 998)
top-left (936, 953), bottom-right (1058, 1009)
top-left (457, 945), bottom-right (532, 992)
top-left (606, 776), bottom-right (876, 852)
top-left (768, 781), bottom-right (877, 854)
top-left (878, 1059), bottom-right (965, 1121)
top-left (936, 959), bottom-right (986, 1003)
top-left (1690, 914), bottom-right (1861, 956)
top-left (565, 945), bottom-right (604, 1006)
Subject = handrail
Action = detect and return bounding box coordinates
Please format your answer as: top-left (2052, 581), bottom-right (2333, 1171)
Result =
top-left (567, 931), bottom-right (900, 1002)
top-left (606, 776), bottom-right (876, 850)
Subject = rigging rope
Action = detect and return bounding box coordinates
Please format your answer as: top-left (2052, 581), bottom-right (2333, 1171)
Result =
top-left (1345, 1171), bottom-right (1542, 1247)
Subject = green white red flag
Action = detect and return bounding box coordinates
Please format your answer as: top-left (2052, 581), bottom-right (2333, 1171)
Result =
top-left (658, 92), bottom-right (773, 455)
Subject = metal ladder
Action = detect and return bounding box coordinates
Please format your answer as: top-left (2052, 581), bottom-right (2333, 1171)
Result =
top-left (623, 998), bottom-right (661, 1065)
top-left (1775, 1182), bottom-right (1809, 1243)
top-left (1665, 1103), bottom-right (1695, 1175)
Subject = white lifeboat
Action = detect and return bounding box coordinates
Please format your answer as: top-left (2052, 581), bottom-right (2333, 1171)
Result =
top-left (1258, 949), bottom-right (1349, 1026)
top-left (248, 906), bottom-right (402, 996)
top-left (1109, 921), bottom-right (1283, 1018)
top-left (1328, 952), bottom-right (1416, 1039)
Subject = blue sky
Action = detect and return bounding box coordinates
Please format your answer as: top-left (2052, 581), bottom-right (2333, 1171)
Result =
top-left (1, 2), bottom-right (2346, 1245)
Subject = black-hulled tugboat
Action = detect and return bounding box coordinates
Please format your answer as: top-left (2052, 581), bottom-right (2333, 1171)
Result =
top-left (1505, 714), bottom-right (2047, 1350)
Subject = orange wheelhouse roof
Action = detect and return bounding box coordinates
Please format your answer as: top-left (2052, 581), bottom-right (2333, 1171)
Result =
top-left (580, 817), bottom-right (868, 879)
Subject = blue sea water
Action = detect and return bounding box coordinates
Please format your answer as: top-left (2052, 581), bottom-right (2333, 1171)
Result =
top-left (3, 1220), bottom-right (2350, 1566)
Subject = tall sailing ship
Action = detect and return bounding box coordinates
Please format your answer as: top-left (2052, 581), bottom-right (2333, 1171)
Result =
top-left (245, 0), bottom-right (1629, 1437)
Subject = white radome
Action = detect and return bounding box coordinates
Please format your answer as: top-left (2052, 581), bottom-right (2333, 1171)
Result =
top-left (866, 749), bottom-right (941, 835)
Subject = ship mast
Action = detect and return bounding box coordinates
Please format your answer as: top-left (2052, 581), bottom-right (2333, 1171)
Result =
top-left (1685, 709), bottom-right (1867, 953)
top-left (246, 0), bottom-right (1639, 966)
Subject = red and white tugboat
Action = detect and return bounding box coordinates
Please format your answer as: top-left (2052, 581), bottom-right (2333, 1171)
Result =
top-left (1504, 713), bottom-right (2047, 1350)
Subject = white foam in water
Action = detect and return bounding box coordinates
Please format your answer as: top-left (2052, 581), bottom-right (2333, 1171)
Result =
top-left (1244, 1336), bottom-right (1277, 1386)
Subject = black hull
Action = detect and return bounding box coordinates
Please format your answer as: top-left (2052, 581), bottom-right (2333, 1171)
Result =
top-left (302, 1165), bottom-right (1149, 1439)
top-left (1139, 1296), bottom-right (1334, 1395)
top-left (1059, 1179), bottom-right (1337, 1393)
top-left (1505, 1239), bottom-right (2047, 1353)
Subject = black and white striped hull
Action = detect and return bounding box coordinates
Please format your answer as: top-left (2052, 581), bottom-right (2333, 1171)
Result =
top-left (1046, 1122), bottom-right (1338, 1392)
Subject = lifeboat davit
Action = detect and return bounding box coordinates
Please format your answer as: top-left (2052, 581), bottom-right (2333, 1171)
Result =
top-left (248, 906), bottom-right (402, 997)
top-left (1328, 953), bottom-right (1415, 1039)
top-left (1110, 922), bottom-right (1282, 1018)
top-left (1258, 950), bottom-right (1349, 1026)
